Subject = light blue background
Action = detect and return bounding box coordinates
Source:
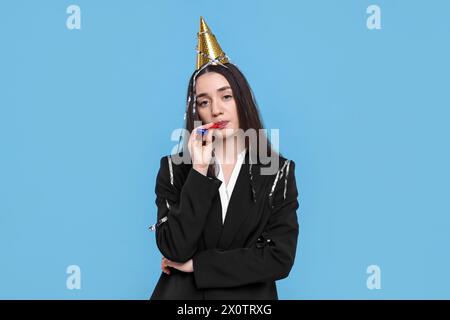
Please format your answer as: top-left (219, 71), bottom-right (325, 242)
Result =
top-left (1, 0), bottom-right (449, 299)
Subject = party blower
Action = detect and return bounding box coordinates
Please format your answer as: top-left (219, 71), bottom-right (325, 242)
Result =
top-left (196, 120), bottom-right (229, 135)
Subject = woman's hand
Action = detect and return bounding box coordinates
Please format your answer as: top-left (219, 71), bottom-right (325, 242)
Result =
top-left (161, 257), bottom-right (171, 275)
top-left (161, 257), bottom-right (194, 274)
top-left (188, 122), bottom-right (216, 176)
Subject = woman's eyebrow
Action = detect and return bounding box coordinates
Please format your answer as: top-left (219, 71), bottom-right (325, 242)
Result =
top-left (196, 86), bottom-right (231, 98)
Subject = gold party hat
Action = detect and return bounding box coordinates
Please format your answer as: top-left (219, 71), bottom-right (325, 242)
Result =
top-left (196, 16), bottom-right (229, 70)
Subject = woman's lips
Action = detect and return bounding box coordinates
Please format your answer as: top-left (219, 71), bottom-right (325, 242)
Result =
top-left (211, 120), bottom-right (229, 129)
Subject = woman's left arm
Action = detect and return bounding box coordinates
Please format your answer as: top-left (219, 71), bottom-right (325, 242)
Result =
top-left (192, 161), bottom-right (300, 289)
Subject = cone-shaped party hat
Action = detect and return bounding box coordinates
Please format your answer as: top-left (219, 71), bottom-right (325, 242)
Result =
top-left (196, 16), bottom-right (229, 70)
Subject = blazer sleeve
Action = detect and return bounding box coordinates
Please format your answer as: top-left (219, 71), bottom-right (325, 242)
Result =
top-left (192, 160), bottom-right (300, 289)
top-left (154, 156), bottom-right (222, 262)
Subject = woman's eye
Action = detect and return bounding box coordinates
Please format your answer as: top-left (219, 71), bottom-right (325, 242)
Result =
top-left (223, 95), bottom-right (233, 100)
top-left (199, 100), bottom-right (209, 107)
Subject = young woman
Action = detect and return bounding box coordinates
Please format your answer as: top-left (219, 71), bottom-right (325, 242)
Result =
top-left (150, 17), bottom-right (299, 300)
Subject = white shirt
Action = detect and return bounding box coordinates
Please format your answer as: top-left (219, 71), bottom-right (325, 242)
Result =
top-left (216, 148), bottom-right (247, 224)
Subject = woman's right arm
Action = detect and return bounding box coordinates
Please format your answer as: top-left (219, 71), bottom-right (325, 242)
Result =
top-left (154, 156), bottom-right (222, 262)
top-left (154, 122), bottom-right (220, 262)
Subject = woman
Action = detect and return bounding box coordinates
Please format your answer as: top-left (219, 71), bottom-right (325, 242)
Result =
top-left (150, 17), bottom-right (299, 300)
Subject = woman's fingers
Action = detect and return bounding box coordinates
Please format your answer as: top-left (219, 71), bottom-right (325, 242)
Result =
top-left (188, 122), bottom-right (216, 168)
top-left (161, 257), bottom-right (171, 275)
top-left (189, 124), bottom-right (210, 152)
top-left (164, 258), bottom-right (177, 268)
top-left (204, 126), bottom-right (214, 144)
top-left (163, 258), bottom-right (182, 270)
top-left (161, 257), bottom-right (193, 273)
top-left (162, 264), bottom-right (170, 275)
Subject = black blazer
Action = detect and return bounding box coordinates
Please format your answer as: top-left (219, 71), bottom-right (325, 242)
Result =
top-left (150, 149), bottom-right (299, 300)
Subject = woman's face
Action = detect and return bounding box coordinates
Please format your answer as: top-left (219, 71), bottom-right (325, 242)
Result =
top-left (195, 72), bottom-right (240, 140)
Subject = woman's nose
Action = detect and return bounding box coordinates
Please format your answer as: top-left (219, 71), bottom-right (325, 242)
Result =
top-left (211, 101), bottom-right (223, 116)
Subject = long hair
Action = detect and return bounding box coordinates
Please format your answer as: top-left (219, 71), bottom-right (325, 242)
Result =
top-left (183, 63), bottom-right (278, 177)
